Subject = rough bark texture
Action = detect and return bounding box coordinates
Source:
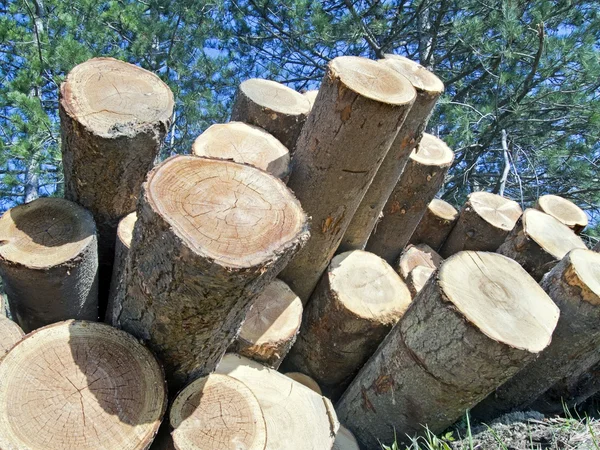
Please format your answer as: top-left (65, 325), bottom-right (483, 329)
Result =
top-left (409, 198), bottom-right (458, 251)
top-left (278, 56), bottom-right (416, 302)
top-left (282, 250), bottom-right (412, 400)
top-left (534, 194), bottom-right (588, 234)
top-left (116, 156), bottom-right (309, 390)
top-left (230, 79), bottom-right (311, 153)
top-left (339, 55), bottom-right (443, 252)
top-left (594, 241), bottom-right (600, 252)
top-left (60, 57), bottom-right (173, 306)
top-left (336, 252), bottom-right (559, 448)
top-left (497, 208), bottom-right (587, 281)
top-left (439, 192), bottom-right (522, 258)
top-left (106, 212), bottom-right (136, 326)
top-left (0, 198), bottom-right (99, 333)
top-left (229, 279), bottom-right (303, 369)
top-left (365, 133), bottom-right (454, 264)
top-left (473, 248), bottom-right (600, 420)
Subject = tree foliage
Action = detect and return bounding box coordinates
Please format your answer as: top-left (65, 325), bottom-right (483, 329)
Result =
top-left (2, 0), bottom-right (599, 235)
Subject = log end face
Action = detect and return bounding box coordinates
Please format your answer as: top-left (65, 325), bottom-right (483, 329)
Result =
top-left (382, 54), bottom-right (445, 94)
top-left (409, 133), bottom-right (454, 167)
top-left (117, 211), bottom-right (137, 249)
top-left (239, 78), bottom-right (310, 116)
top-left (564, 248), bottom-right (600, 305)
top-left (0, 316), bottom-right (24, 359)
top-left (429, 198), bottom-right (458, 222)
top-left (469, 191), bottom-right (523, 231)
top-left (536, 194), bottom-right (588, 233)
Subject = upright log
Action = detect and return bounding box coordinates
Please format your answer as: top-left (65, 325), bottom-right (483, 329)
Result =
top-left (116, 156), bottom-right (309, 389)
top-left (192, 122), bottom-right (290, 180)
top-left (365, 133), bottom-right (454, 264)
top-left (497, 208), bottom-right (587, 281)
top-left (170, 373), bottom-right (267, 450)
top-left (216, 354), bottom-right (339, 450)
top-left (0, 320), bottom-right (166, 450)
top-left (339, 55), bottom-right (444, 252)
top-left (229, 279), bottom-right (303, 368)
top-left (473, 248), bottom-right (600, 419)
top-left (534, 194), bottom-right (588, 234)
top-left (283, 250), bottom-right (412, 399)
top-left (396, 243), bottom-right (442, 296)
top-left (439, 192), bottom-right (522, 258)
top-left (0, 198), bottom-right (98, 332)
top-left (60, 57), bottom-right (173, 304)
top-left (231, 78), bottom-right (311, 153)
top-left (0, 316), bottom-right (23, 358)
top-left (409, 198), bottom-right (458, 251)
top-left (278, 56), bottom-right (416, 302)
top-left (106, 212), bottom-right (136, 326)
top-left (336, 252), bottom-right (559, 448)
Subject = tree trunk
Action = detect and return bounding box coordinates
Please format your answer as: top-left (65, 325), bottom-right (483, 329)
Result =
top-left (365, 133), bottom-right (454, 264)
top-left (230, 79), bottom-right (311, 154)
top-left (105, 212), bottom-right (137, 326)
top-left (497, 208), bottom-right (587, 281)
top-left (116, 156), bottom-right (309, 390)
top-left (409, 198), bottom-right (458, 251)
top-left (192, 122), bottom-right (290, 181)
top-left (534, 194), bottom-right (588, 234)
top-left (282, 250), bottom-right (412, 400)
top-left (439, 192), bottom-right (522, 258)
top-left (284, 372), bottom-right (322, 395)
top-left (229, 279), bottom-right (303, 369)
top-left (216, 354), bottom-right (340, 450)
top-left (336, 252), bottom-right (559, 448)
top-left (60, 57), bottom-right (174, 307)
top-left (396, 243), bottom-right (442, 296)
top-left (0, 320), bottom-right (166, 450)
top-left (0, 198), bottom-right (99, 333)
top-left (278, 56), bottom-right (416, 302)
top-left (333, 425), bottom-right (360, 450)
top-left (0, 316), bottom-right (24, 358)
top-left (170, 373), bottom-right (267, 450)
top-left (339, 55), bottom-right (443, 252)
top-left (472, 249), bottom-right (600, 420)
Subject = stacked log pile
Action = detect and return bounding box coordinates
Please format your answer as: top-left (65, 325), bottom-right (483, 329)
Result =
top-left (0, 54), bottom-right (597, 450)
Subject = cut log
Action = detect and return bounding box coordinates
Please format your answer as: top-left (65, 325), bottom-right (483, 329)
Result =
top-left (60, 57), bottom-right (174, 305)
top-left (284, 372), bottom-right (322, 395)
top-left (472, 248), bottom-right (600, 419)
top-left (279, 56), bottom-right (416, 302)
top-left (0, 197), bottom-right (98, 332)
top-left (409, 198), bottom-right (458, 251)
top-left (439, 192), bottom-right (522, 258)
top-left (497, 208), bottom-right (587, 281)
top-left (339, 55), bottom-right (444, 252)
top-left (336, 251), bottom-right (559, 448)
top-left (594, 241), bottom-right (600, 252)
top-left (106, 212), bottom-right (137, 326)
top-left (283, 250), bottom-right (412, 399)
top-left (303, 89), bottom-right (319, 108)
top-left (365, 133), bottom-right (454, 264)
top-left (0, 316), bottom-right (23, 358)
top-left (534, 194), bottom-right (588, 234)
top-left (230, 79), bottom-right (311, 153)
top-left (333, 425), bottom-right (360, 450)
top-left (0, 320), bottom-right (166, 450)
top-left (396, 244), bottom-right (442, 296)
top-left (229, 279), bottom-right (303, 369)
top-left (216, 354), bottom-right (339, 450)
top-left (116, 155), bottom-right (309, 389)
top-left (170, 373), bottom-right (267, 450)
top-left (192, 122), bottom-right (290, 180)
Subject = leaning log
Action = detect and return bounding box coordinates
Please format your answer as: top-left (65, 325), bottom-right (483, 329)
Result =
top-left (278, 56), bottom-right (416, 302)
top-left (497, 208), bottom-right (587, 281)
top-left (365, 133), bottom-right (454, 264)
top-left (283, 250), bottom-right (412, 400)
top-left (439, 192), bottom-right (522, 258)
top-left (0, 316), bottom-right (23, 358)
top-left (396, 243), bottom-right (442, 296)
top-left (336, 251), bottom-right (559, 448)
top-left (60, 57), bottom-right (173, 304)
top-left (409, 198), bottom-right (458, 251)
top-left (0, 320), bottom-right (166, 450)
top-left (231, 78), bottom-right (311, 153)
top-left (116, 155), bottom-right (309, 389)
top-left (0, 198), bottom-right (98, 332)
top-left (339, 55), bottom-right (444, 252)
top-left (229, 279), bottom-right (303, 369)
top-left (534, 194), bottom-right (588, 234)
top-left (192, 122), bottom-right (290, 180)
top-left (472, 248), bottom-right (600, 419)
